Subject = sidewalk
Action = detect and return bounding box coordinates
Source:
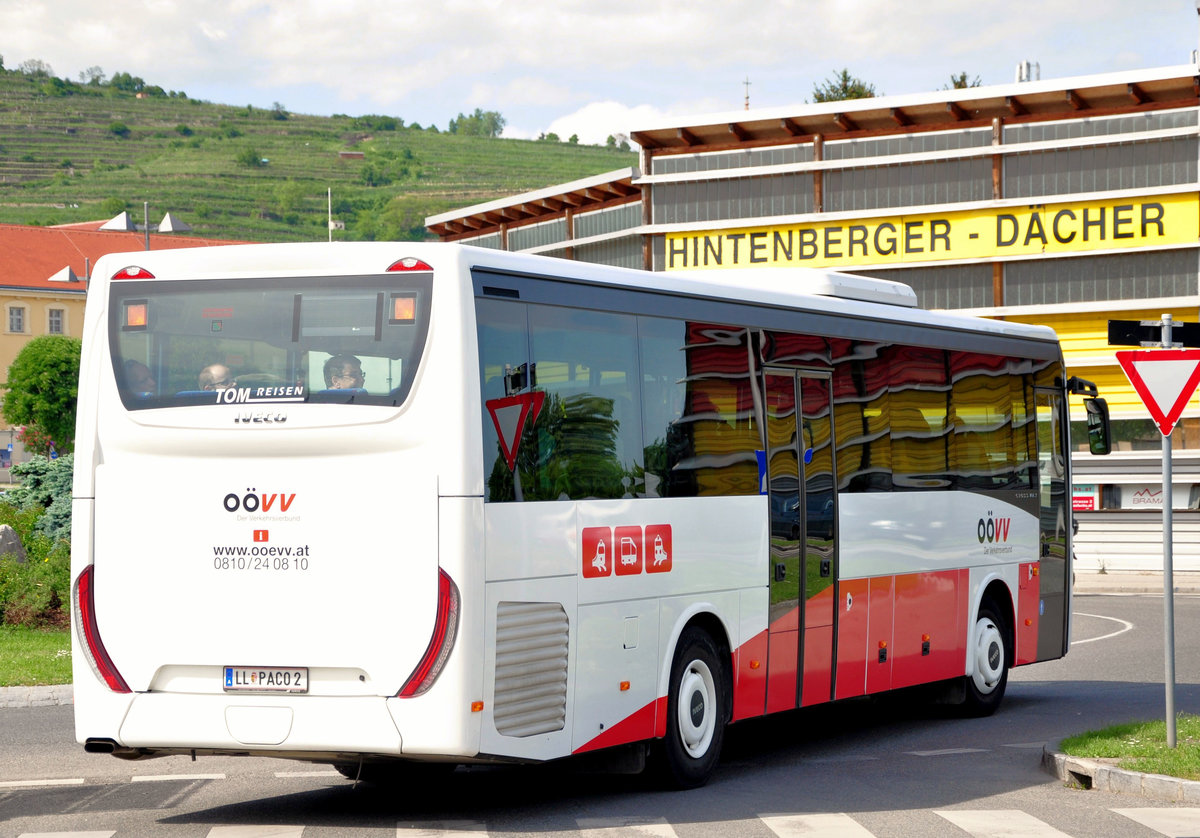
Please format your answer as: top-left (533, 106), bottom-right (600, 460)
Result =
top-left (1073, 569), bottom-right (1200, 595)
top-left (0, 683), bottom-right (71, 708)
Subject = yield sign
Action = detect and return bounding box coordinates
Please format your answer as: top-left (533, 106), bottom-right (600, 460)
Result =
top-left (1115, 349), bottom-right (1200, 436)
top-left (486, 391), bottom-right (546, 471)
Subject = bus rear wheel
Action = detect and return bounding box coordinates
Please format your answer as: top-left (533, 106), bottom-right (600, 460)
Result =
top-left (655, 627), bottom-right (726, 789)
top-left (963, 603), bottom-right (1009, 716)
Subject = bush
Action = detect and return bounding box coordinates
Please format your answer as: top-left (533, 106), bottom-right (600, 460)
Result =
top-left (0, 455), bottom-right (74, 627)
top-left (236, 147), bottom-right (265, 167)
top-left (9, 454), bottom-right (73, 543)
top-left (109, 121), bottom-right (130, 138)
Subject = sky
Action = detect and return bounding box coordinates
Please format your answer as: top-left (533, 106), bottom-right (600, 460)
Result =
top-left (4, 0), bottom-right (1200, 147)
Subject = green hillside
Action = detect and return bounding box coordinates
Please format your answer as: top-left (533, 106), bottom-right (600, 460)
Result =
top-left (0, 68), bottom-right (636, 242)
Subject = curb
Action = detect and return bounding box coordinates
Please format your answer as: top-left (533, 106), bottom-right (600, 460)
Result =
top-left (1042, 742), bottom-right (1200, 803)
top-left (0, 684), bottom-right (72, 708)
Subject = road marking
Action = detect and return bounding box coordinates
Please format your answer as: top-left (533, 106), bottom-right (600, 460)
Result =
top-left (17, 832), bottom-right (115, 838)
top-left (274, 769), bottom-right (341, 778)
top-left (0, 778), bottom-right (85, 788)
top-left (907, 748), bottom-right (989, 756)
top-left (1070, 612), bottom-right (1133, 646)
top-left (206, 828), bottom-right (304, 838)
top-left (576, 818), bottom-right (678, 837)
top-left (761, 812), bottom-right (876, 837)
top-left (1113, 808), bottom-right (1200, 837)
top-left (130, 773), bottom-right (226, 782)
top-left (395, 822), bottom-right (488, 837)
top-left (935, 809), bottom-right (1073, 836)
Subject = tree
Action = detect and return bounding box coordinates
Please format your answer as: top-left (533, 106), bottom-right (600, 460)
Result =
top-left (447, 108), bottom-right (506, 138)
top-left (79, 66), bottom-right (106, 85)
top-left (2, 336), bottom-right (82, 456)
top-left (811, 69), bottom-right (877, 102)
top-left (108, 71), bottom-right (145, 93)
top-left (271, 101), bottom-right (289, 121)
top-left (17, 59), bottom-right (53, 78)
top-left (946, 71), bottom-right (982, 90)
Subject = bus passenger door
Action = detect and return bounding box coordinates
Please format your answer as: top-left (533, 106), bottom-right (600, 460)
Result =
top-left (764, 369), bottom-right (838, 713)
top-left (1034, 390), bottom-right (1069, 660)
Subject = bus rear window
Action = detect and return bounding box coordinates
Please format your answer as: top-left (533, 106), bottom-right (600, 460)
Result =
top-left (110, 274), bottom-right (432, 410)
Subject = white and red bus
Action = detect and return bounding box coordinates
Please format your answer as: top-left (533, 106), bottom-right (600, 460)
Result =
top-left (71, 242), bottom-right (1110, 788)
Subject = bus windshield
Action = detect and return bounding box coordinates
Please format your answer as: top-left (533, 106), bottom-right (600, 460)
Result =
top-left (109, 274), bottom-right (432, 409)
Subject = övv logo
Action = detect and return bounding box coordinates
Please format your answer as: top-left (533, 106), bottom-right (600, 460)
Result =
top-left (223, 489), bottom-right (296, 514)
top-left (977, 511), bottom-right (1013, 555)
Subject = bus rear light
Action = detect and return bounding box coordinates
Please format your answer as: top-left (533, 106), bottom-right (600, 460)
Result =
top-left (112, 266), bottom-right (155, 280)
top-left (72, 565), bottom-right (130, 693)
top-left (386, 257), bottom-right (432, 273)
top-left (397, 569), bottom-right (459, 698)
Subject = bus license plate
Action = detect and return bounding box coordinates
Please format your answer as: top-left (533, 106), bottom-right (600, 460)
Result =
top-left (223, 666), bottom-right (308, 693)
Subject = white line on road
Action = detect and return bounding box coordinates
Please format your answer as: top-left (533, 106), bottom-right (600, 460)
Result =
top-left (761, 812), bottom-right (877, 837)
top-left (935, 809), bottom-right (1074, 837)
top-left (130, 773), bottom-right (226, 782)
top-left (1113, 808), bottom-right (1200, 838)
top-left (1071, 612), bottom-right (1134, 646)
top-left (0, 777), bottom-right (85, 788)
top-left (273, 770), bottom-right (341, 778)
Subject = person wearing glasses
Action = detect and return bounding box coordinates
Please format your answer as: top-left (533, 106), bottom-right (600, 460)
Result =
top-left (323, 354), bottom-right (366, 390)
top-left (199, 363), bottom-right (234, 391)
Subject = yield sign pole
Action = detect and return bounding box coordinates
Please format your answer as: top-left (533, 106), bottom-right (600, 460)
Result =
top-left (1114, 315), bottom-right (1200, 748)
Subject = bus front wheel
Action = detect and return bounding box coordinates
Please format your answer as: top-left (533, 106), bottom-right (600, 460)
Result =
top-left (656, 627), bottom-right (726, 789)
top-left (963, 604), bottom-right (1009, 716)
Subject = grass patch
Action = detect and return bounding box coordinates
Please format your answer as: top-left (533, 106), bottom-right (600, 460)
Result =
top-left (1061, 715), bottom-right (1200, 780)
top-left (0, 625), bottom-right (71, 686)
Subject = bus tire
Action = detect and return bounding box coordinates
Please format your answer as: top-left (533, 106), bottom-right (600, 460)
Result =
top-left (963, 603), bottom-right (1009, 716)
top-left (656, 627), bottom-right (726, 789)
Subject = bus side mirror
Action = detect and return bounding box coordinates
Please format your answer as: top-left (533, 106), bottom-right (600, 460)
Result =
top-left (1084, 397), bottom-right (1112, 456)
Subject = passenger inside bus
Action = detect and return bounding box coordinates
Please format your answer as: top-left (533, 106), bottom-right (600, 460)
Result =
top-left (123, 360), bottom-right (156, 397)
top-left (198, 364), bottom-right (233, 391)
top-left (323, 354), bottom-right (365, 390)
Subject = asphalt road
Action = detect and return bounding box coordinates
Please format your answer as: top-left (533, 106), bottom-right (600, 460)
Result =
top-left (2, 594), bottom-right (1198, 837)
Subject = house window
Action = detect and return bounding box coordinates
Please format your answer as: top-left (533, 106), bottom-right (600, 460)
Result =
top-left (48, 308), bottom-right (64, 335)
top-left (8, 306), bottom-right (25, 334)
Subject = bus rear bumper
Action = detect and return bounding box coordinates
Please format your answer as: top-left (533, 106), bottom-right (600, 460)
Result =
top-left (117, 693), bottom-right (406, 757)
